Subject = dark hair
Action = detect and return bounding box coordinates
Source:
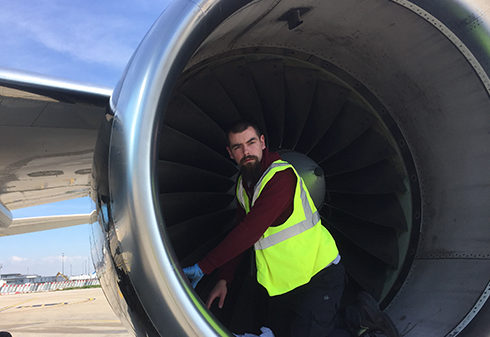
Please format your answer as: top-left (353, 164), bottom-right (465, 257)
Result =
top-left (225, 120), bottom-right (263, 145)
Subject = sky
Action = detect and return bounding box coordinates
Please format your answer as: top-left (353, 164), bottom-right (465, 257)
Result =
top-left (0, 0), bottom-right (169, 88)
top-left (2, 198), bottom-right (94, 276)
top-left (0, 0), bottom-right (169, 276)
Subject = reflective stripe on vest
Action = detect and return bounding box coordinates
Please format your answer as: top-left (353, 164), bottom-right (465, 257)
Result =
top-left (236, 160), bottom-right (339, 296)
top-left (237, 161), bottom-right (320, 250)
top-left (254, 181), bottom-right (320, 250)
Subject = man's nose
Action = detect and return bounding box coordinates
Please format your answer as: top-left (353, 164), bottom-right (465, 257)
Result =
top-left (243, 146), bottom-right (251, 156)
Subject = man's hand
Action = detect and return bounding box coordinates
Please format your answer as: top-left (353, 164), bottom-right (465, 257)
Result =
top-left (183, 263), bottom-right (204, 288)
top-left (206, 279), bottom-right (227, 309)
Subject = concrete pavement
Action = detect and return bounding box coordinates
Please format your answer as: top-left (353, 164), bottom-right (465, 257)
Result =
top-left (0, 288), bottom-right (132, 337)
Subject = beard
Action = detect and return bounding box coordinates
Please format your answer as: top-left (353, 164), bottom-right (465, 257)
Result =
top-left (239, 155), bottom-right (262, 187)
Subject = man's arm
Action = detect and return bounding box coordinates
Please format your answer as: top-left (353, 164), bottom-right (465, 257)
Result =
top-left (198, 169), bottom-right (296, 275)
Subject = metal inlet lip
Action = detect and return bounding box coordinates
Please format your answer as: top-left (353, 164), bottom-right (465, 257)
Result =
top-left (108, 1), bottom-right (250, 336)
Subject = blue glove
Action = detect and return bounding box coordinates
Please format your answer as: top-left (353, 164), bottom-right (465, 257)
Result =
top-left (183, 263), bottom-right (204, 288)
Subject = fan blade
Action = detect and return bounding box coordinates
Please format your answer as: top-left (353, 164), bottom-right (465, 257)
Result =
top-left (249, 59), bottom-right (286, 150)
top-left (159, 125), bottom-right (237, 177)
top-left (158, 160), bottom-right (234, 193)
top-left (160, 192), bottom-right (234, 226)
top-left (165, 94), bottom-right (226, 152)
top-left (296, 80), bottom-right (348, 154)
top-left (181, 67), bottom-right (241, 128)
top-left (326, 211), bottom-right (399, 268)
top-left (322, 129), bottom-right (397, 176)
top-left (213, 60), bottom-right (268, 134)
top-left (282, 66), bottom-right (317, 149)
top-left (167, 209), bottom-right (236, 263)
top-left (326, 192), bottom-right (408, 232)
top-left (326, 160), bottom-right (406, 195)
top-left (310, 101), bottom-right (374, 163)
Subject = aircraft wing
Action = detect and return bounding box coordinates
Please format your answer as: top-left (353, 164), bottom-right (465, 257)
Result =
top-left (0, 69), bottom-right (110, 234)
top-left (0, 212), bottom-right (97, 237)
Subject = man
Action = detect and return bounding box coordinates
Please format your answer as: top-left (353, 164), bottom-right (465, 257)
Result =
top-left (184, 121), bottom-right (398, 337)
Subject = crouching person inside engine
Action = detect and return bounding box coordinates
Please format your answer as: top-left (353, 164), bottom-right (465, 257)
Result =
top-left (184, 120), bottom-right (399, 337)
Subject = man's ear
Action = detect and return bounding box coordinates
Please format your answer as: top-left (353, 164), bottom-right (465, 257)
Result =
top-left (226, 146), bottom-right (234, 160)
top-left (260, 135), bottom-right (266, 150)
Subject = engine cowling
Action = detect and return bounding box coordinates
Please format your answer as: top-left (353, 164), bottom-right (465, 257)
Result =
top-left (92, 0), bottom-right (490, 336)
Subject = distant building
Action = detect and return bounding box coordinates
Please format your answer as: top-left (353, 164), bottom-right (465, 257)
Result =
top-left (0, 273), bottom-right (61, 284)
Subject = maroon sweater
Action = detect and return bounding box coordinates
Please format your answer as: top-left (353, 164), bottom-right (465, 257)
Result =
top-left (198, 148), bottom-right (297, 282)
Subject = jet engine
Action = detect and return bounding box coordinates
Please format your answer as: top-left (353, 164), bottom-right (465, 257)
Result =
top-left (88, 0), bottom-right (490, 336)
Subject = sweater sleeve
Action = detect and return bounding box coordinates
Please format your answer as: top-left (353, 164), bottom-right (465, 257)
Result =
top-left (216, 206), bottom-right (246, 283)
top-left (217, 254), bottom-right (244, 283)
top-left (199, 169), bottom-right (296, 275)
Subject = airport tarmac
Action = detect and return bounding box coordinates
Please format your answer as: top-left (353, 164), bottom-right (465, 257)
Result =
top-left (0, 287), bottom-right (132, 336)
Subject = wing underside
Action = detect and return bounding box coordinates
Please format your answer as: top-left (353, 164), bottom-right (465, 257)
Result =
top-left (0, 69), bottom-right (109, 234)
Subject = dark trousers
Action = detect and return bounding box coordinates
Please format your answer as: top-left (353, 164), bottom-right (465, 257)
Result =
top-left (266, 263), bottom-right (349, 337)
top-left (209, 261), bottom-right (351, 337)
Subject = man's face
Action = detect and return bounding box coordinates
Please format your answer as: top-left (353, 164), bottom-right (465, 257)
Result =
top-left (226, 126), bottom-right (266, 168)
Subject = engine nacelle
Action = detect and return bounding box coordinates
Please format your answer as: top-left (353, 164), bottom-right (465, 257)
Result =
top-left (92, 1), bottom-right (490, 336)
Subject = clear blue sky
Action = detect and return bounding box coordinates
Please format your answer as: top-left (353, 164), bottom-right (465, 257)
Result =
top-left (0, 0), bottom-right (169, 276)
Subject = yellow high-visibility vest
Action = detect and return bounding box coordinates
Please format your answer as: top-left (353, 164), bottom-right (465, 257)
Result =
top-left (236, 160), bottom-right (339, 296)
